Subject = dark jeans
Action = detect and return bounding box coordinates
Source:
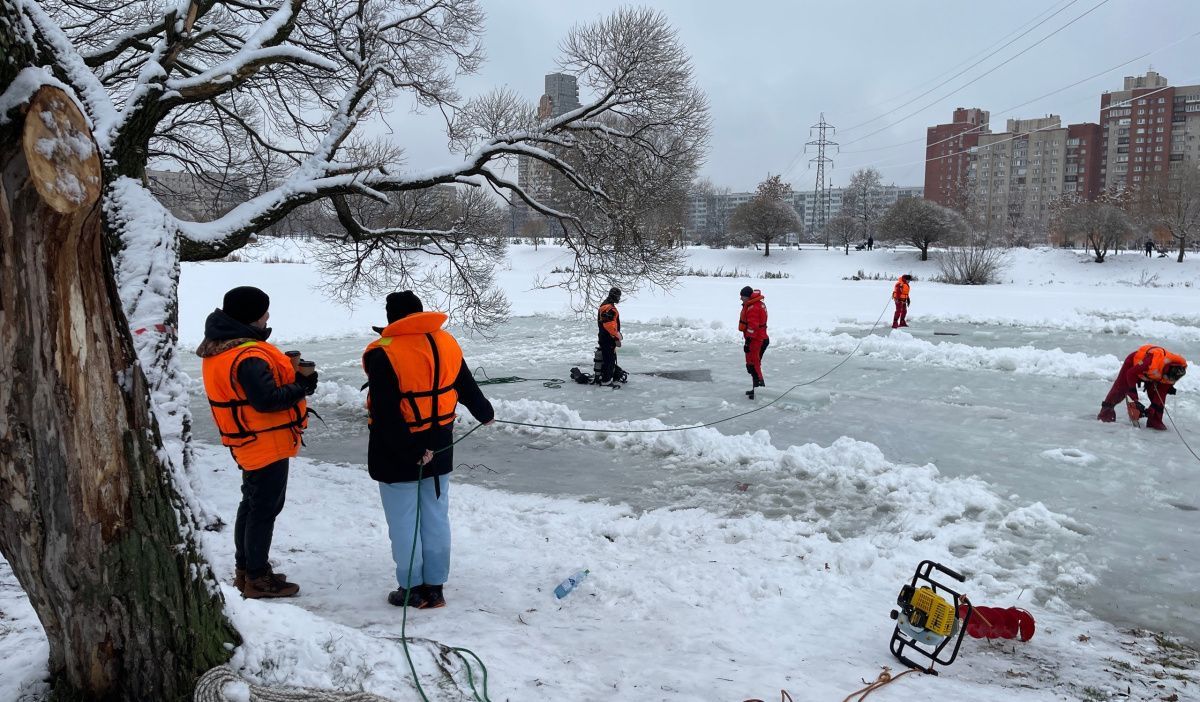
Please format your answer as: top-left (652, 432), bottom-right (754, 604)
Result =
top-left (234, 458), bottom-right (289, 577)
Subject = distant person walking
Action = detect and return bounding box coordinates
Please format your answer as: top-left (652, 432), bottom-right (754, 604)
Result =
top-left (739, 285), bottom-right (769, 397)
top-left (1097, 344), bottom-right (1187, 431)
top-left (892, 274), bottom-right (913, 329)
top-left (1144, 239), bottom-right (1154, 257)
top-left (198, 286), bottom-right (317, 599)
top-left (867, 235), bottom-right (874, 251)
top-left (363, 291), bottom-right (495, 609)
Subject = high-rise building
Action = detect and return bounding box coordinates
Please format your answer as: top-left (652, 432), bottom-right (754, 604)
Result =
top-left (969, 116), bottom-right (1069, 233)
top-left (543, 73), bottom-right (581, 117)
top-left (514, 73), bottom-right (583, 234)
top-left (1098, 71), bottom-right (1200, 191)
top-left (924, 108), bottom-right (989, 209)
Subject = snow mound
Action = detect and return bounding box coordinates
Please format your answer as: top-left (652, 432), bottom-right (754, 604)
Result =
top-left (489, 398), bottom-right (1094, 607)
top-left (1041, 448), bottom-right (1099, 466)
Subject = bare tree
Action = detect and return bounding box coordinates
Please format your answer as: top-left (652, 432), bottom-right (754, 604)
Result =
top-left (1, 2), bottom-right (708, 698)
top-left (826, 215), bottom-right (859, 255)
top-left (879, 197), bottom-right (966, 261)
top-left (937, 236), bottom-right (1009, 285)
top-left (1131, 164), bottom-right (1200, 262)
top-left (1051, 201), bottom-right (1131, 263)
top-left (841, 167), bottom-right (883, 242)
top-left (729, 174), bottom-right (800, 256)
top-left (691, 177), bottom-right (733, 247)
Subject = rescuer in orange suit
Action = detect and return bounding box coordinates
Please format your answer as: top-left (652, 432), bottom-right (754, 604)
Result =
top-left (1098, 344), bottom-right (1187, 430)
top-left (892, 274), bottom-right (913, 329)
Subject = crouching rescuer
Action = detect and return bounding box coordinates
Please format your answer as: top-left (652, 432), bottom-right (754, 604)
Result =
top-left (363, 291), bottom-right (494, 609)
top-left (1098, 344), bottom-right (1187, 430)
top-left (199, 286), bottom-right (318, 598)
top-left (739, 286), bottom-right (769, 392)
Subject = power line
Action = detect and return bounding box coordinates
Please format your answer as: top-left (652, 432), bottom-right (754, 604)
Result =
top-left (779, 0), bottom-right (1083, 177)
top-left (839, 0), bottom-right (1083, 135)
top-left (805, 114), bottom-right (837, 243)
top-left (844, 82), bottom-right (1183, 176)
top-left (840, 30), bottom-right (1200, 160)
top-left (841, 0), bottom-right (1114, 148)
top-left (869, 0), bottom-right (1078, 109)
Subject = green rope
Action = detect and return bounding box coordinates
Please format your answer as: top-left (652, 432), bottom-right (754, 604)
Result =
top-left (397, 423), bottom-right (490, 702)
top-left (392, 297), bottom-right (892, 700)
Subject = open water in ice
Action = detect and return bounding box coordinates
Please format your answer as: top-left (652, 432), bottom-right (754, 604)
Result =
top-left (183, 315), bottom-right (1200, 644)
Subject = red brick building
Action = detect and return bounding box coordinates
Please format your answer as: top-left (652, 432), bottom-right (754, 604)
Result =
top-left (924, 107), bottom-right (989, 209)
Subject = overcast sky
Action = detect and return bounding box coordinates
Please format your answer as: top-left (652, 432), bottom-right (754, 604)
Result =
top-left (385, 0), bottom-right (1200, 193)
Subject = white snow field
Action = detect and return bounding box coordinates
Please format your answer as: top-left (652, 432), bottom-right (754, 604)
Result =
top-left (3, 242), bottom-right (1199, 701)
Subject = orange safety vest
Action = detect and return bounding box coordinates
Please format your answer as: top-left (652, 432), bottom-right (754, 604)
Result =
top-left (598, 303), bottom-right (620, 339)
top-left (202, 341), bottom-right (307, 471)
top-left (363, 312), bottom-right (463, 432)
top-left (893, 277), bottom-right (910, 302)
top-left (1132, 344), bottom-right (1188, 384)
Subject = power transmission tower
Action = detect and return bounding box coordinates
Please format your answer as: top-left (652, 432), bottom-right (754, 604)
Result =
top-left (805, 114), bottom-right (838, 247)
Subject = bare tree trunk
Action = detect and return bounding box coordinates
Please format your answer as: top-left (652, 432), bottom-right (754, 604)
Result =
top-left (0, 84), bottom-right (237, 701)
top-left (1179, 236), bottom-right (1186, 263)
top-left (764, 238), bottom-right (770, 256)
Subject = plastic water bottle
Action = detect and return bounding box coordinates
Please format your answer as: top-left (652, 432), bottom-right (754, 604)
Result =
top-left (554, 569), bottom-right (590, 599)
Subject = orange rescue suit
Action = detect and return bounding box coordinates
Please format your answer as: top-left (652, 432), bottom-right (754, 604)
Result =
top-left (892, 277), bottom-right (910, 302)
top-left (1132, 344), bottom-right (1188, 384)
top-left (203, 341), bottom-right (307, 470)
top-left (362, 312), bottom-right (463, 432)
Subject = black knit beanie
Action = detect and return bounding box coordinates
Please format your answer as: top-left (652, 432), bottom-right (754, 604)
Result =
top-left (386, 290), bottom-right (423, 323)
top-left (222, 286), bottom-right (270, 325)
top-left (739, 286), bottom-right (753, 298)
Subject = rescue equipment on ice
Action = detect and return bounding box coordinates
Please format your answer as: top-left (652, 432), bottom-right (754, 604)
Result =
top-left (889, 560), bottom-right (1037, 675)
top-left (1127, 398), bottom-right (1145, 427)
top-left (889, 560), bottom-right (972, 675)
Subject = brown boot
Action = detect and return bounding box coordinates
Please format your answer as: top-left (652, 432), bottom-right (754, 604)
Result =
top-left (235, 567), bottom-right (287, 590)
top-left (241, 572), bottom-right (299, 599)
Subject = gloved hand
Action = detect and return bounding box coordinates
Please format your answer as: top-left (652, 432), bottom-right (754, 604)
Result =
top-left (1097, 403), bottom-right (1116, 423)
top-left (743, 340), bottom-right (751, 353)
top-left (1168, 386), bottom-right (1177, 395)
top-left (297, 371), bottom-right (319, 396)
top-left (616, 339), bottom-right (622, 348)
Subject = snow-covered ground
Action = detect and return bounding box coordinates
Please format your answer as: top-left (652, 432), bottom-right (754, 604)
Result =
top-left (3, 241), bottom-right (1199, 701)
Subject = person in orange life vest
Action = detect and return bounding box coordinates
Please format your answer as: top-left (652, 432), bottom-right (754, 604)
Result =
top-left (363, 291), bottom-right (494, 609)
top-left (597, 287), bottom-right (625, 383)
top-left (1098, 344), bottom-right (1187, 430)
top-left (892, 274), bottom-right (913, 329)
top-left (198, 286), bottom-right (317, 599)
top-left (739, 286), bottom-right (769, 387)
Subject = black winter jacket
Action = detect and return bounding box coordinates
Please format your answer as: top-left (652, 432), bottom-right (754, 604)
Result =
top-left (363, 342), bottom-right (493, 484)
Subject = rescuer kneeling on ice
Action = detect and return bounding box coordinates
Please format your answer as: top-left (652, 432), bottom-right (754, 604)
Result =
top-left (1098, 344), bottom-right (1187, 431)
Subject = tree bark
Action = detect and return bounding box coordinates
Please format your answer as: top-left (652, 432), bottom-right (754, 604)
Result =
top-left (0, 84), bottom-right (238, 701)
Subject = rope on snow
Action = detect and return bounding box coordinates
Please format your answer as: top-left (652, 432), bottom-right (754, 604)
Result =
top-left (193, 666), bottom-right (394, 702)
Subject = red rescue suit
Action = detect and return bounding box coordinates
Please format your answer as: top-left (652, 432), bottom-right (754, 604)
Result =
top-left (739, 290), bottom-right (769, 386)
top-left (1099, 344), bottom-right (1188, 430)
top-left (892, 276), bottom-right (911, 328)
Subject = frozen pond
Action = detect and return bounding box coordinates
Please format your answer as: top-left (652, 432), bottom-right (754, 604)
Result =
top-left (182, 315), bottom-right (1200, 644)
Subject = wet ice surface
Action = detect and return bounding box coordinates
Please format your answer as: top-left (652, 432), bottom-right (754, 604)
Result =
top-left (183, 315), bottom-right (1200, 644)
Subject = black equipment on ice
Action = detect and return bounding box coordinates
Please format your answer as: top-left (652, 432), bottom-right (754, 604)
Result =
top-left (888, 560), bottom-right (973, 675)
